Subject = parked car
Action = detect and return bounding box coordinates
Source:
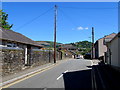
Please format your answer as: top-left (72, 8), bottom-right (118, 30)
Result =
top-left (76, 55), bottom-right (84, 59)
top-left (76, 56), bottom-right (80, 59)
top-left (84, 53), bottom-right (91, 59)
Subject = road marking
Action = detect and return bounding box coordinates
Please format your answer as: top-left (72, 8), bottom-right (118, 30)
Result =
top-left (57, 74), bottom-right (63, 80)
top-left (1, 59), bottom-right (70, 89)
top-left (57, 70), bottom-right (68, 80)
top-left (1, 62), bottom-right (62, 89)
top-left (91, 60), bottom-right (94, 66)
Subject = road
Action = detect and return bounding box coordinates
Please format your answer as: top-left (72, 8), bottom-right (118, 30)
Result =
top-left (3, 59), bottom-right (94, 89)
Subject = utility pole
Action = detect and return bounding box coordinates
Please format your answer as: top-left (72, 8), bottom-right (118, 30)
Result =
top-left (54, 5), bottom-right (57, 63)
top-left (92, 27), bottom-right (94, 60)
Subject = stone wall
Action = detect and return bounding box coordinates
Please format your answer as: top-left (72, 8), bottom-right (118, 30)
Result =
top-left (1, 49), bottom-right (24, 76)
top-left (31, 50), bottom-right (62, 67)
top-left (1, 49), bottom-right (72, 76)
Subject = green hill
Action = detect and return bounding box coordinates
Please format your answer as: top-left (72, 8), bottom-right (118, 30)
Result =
top-left (36, 40), bottom-right (92, 55)
top-left (69, 41), bottom-right (92, 55)
top-left (36, 41), bottom-right (62, 48)
top-left (70, 41), bottom-right (92, 48)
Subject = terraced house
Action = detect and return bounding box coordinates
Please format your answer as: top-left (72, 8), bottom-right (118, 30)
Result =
top-left (104, 32), bottom-right (120, 71)
top-left (94, 33), bottom-right (116, 60)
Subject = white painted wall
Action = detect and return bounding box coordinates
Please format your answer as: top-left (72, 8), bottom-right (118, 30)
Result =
top-left (98, 38), bottom-right (107, 57)
top-left (110, 36), bottom-right (119, 67)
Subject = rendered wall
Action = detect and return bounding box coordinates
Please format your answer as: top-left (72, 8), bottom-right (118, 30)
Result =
top-left (110, 37), bottom-right (119, 67)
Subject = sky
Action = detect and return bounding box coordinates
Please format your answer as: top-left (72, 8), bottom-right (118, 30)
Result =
top-left (2, 2), bottom-right (118, 44)
top-left (2, 0), bottom-right (120, 2)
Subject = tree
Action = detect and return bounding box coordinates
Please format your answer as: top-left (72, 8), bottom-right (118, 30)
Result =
top-left (0, 10), bottom-right (13, 29)
top-left (69, 41), bottom-right (92, 55)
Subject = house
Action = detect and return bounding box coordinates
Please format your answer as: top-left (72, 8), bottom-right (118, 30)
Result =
top-left (0, 27), bottom-right (43, 65)
top-left (58, 44), bottom-right (77, 51)
top-left (94, 33), bottom-right (116, 60)
top-left (58, 44), bottom-right (77, 59)
top-left (104, 32), bottom-right (120, 70)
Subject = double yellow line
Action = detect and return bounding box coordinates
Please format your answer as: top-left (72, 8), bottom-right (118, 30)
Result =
top-left (1, 62), bottom-right (61, 89)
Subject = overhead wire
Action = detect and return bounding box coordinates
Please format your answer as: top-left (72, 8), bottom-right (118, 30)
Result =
top-left (15, 5), bottom-right (118, 31)
top-left (58, 8), bottom-right (78, 28)
top-left (59, 6), bottom-right (118, 10)
top-left (58, 6), bottom-right (118, 28)
top-left (15, 7), bottom-right (54, 31)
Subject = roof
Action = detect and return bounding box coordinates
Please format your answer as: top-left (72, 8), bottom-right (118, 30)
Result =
top-left (95, 33), bottom-right (117, 44)
top-left (96, 33), bottom-right (116, 41)
top-left (104, 33), bottom-right (117, 39)
top-left (109, 32), bottom-right (120, 43)
top-left (103, 33), bottom-right (117, 44)
top-left (0, 27), bottom-right (43, 47)
top-left (60, 44), bottom-right (77, 49)
top-left (36, 41), bottom-right (50, 45)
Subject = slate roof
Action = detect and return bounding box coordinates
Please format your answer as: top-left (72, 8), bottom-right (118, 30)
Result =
top-left (103, 33), bottom-right (117, 43)
top-left (109, 32), bottom-right (120, 43)
top-left (60, 44), bottom-right (77, 49)
top-left (36, 41), bottom-right (50, 45)
top-left (0, 27), bottom-right (43, 47)
top-left (104, 33), bottom-right (117, 39)
top-left (94, 33), bottom-right (117, 45)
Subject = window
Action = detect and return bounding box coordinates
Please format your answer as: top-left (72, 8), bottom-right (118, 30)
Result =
top-left (7, 44), bottom-right (12, 47)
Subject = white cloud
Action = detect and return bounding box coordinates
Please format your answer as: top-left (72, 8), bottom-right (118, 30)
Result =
top-left (85, 27), bottom-right (89, 30)
top-left (77, 26), bottom-right (84, 30)
top-left (76, 26), bottom-right (88, 30)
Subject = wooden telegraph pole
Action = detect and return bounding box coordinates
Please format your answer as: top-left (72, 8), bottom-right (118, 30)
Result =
top-left (54, 5), bottom-right (57, 63)
top-left (92, 27), bottom-right (94, 59)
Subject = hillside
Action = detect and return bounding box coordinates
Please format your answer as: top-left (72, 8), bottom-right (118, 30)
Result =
top-left (36, 40), bottom-right (92, 55)
top-left (69, 41), bottom-right (92, 55)
top-left (36, 41), bottom-right (62, 48)
top-left (70, 41), bottom-right (92, 49)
